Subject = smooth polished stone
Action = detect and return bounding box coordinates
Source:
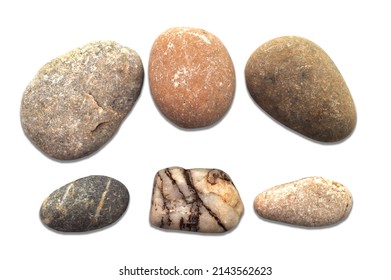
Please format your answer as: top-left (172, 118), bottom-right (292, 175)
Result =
top-left (245, 36), bottom-right (356, 142)
top-left (40, 175), bottom-right (129, 232)
top-left (254, 176), bottom-right (353, 227)
top-left (150, 167), bottom-right (244, 233)
top-left (149, 27), bottom-right (235, 129)
top-left (21, 41), bottom-right (143, 160)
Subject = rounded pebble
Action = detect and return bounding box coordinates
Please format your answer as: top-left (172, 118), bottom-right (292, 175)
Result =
top-left (40, 175), bottom-right (130, 232)
top-left (254, 176), bottom-right (353, 227)
top-left (21, 41), bottom-right (144, 160)
top-left (149, 27), bottom-right (235, 128)
top-left (150, 167), bottom-right (244, 233)
top-left (245, 36), bottom-right (356, 142)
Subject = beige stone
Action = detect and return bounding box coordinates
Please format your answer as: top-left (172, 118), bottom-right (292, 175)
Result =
top-left (254, 176), bottom-right (353, 227)
top-left (150, 167), bottom-right (244, 233)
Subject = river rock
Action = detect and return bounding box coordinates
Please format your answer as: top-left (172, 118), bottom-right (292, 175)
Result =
top-left (150, 167), bottom-right (244, 233)
top-left (21, 41), bottom-right (144, 160)
top-left (40, 175), bottom-right (129, 232)
top-left (254, 176), bottom-right (353, 227)
top-left (149, 27), bottom-right (235, 128)
top-left (245, 36), bottom-right (356, 142)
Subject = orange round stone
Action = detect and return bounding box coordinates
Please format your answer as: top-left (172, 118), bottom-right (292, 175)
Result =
top-left (149, 27), bottom-right (235, 128)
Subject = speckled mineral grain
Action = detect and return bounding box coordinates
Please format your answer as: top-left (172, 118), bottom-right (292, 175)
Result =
top-left (40, 175), bottom-right (129, 232)
top-left (254, 176), bottom-right (353, 227)
top-left (149, 27), bottom-right (235, 128)
top-left (21, 41), bottom-right (144, 160)
top-left (245, 36), bottom-right (356, 142)
top-left (150, 167), bottom-right (244, 233)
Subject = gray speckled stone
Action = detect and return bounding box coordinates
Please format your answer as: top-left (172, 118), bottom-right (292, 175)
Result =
top-left (21, 41), bottom-right (144, 160)
top-left (40, 175), bottom-right (129, 232)
top-left (150, 167), bottom-right (244, 233)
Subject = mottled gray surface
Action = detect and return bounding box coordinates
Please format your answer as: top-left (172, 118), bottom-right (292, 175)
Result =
top-left (150, 167), bottom-right (244, 233)
top-left (40, 175), bottom-right (129, 232)
top-left (254, 176), bottom-right (353, 227)
top-left (245, 36), bottom-right (356, 142)
top-left (21, 41), bottom-right (144, 160)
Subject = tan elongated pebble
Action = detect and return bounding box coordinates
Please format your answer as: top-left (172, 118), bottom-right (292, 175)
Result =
top-left (21, 41), bottom-right (144, 160)
top-left (245, 36), bottom-right (356, 142)
top-left (149, 27), bottom-right (235, 128)
top-left (150, 167), bottom-right (244, 233)
top-left (254, 177), bottom-right (353, 227)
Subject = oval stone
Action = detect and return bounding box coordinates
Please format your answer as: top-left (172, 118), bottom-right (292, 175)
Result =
top-left (21, 41), bottom-right (144, 160)
top-left (149, 27), bottom-right (235, 128)
top-left (245, 36), bottom-right (356, 142)
top-left (150, 167), bottom-right (244, 233)
top-left (40, 175), bottom-right (129, 232)
top-left (254, 176), bottom-right (353, 227)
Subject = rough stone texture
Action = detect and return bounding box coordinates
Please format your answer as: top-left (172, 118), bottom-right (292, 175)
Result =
top-left (245, 36), bottom-right (356, 142)
top-left (254, 176), bottom-right (353, 227)
top-left (149, 27), bottom-right (235, 129)
top-left (150, 167), bottom-right (244, 233)
top-left (40, 175), bottom-right (129, 232)
top-left (21, 41), bottom-right (144, 160)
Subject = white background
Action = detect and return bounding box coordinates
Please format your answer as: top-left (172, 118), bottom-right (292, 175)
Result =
top-left (1, 0), bottom-right (390, 279)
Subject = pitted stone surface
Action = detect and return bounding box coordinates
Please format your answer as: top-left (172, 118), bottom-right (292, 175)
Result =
top-left (254, 176), bottom-right (353, 227)
top-left (21, 41), bottom-right (144, 160)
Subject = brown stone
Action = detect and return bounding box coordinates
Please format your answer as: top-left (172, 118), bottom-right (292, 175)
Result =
top-left (254, 176), bottom-right (353, 227)
top-left (245, 36), bottom-right (356, 142)
top-left (21, 41), bottom-right (144, 160)
top-left (149, 27), bottom-right (235, 128)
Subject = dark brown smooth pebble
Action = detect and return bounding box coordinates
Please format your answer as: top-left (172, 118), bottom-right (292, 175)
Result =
top-left (149, 27), bottom-right (235, 129)
top-left (40, 175), bottom-right (129, 232)
top-left (21, 41), bottom-right (144, 160)
top-left (245, 36), bottom-right (356, 142)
